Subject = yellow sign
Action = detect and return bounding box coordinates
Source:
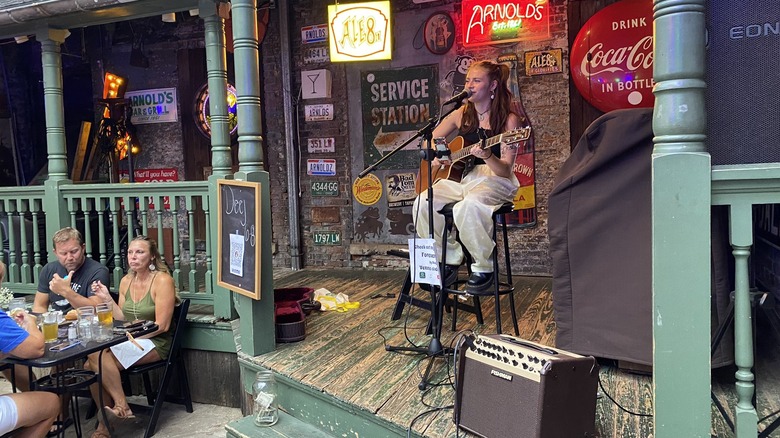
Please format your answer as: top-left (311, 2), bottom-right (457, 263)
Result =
top-left (524, 49), bottom-right (563, 76)
top-left (352, 174), bottom-right (383, 206)
top-left (328, 1), bottom-right (392, 62)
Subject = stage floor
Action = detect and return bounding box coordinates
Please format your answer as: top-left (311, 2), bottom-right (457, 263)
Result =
top-left (261, 268), bottom-right (777, 437)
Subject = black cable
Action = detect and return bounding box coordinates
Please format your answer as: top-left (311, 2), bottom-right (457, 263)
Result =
top-left (759, 407), bottom-right (780, 424)
top-left (597, 373), bottom-right (653, 417)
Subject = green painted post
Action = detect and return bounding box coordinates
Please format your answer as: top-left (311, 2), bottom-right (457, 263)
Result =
top-left (651, 1), bottom-right (711, 437)
top-left (36, 28), bottom-right (71, 256)
top-left (230, 0), bottom-right (274, 356)
top-left (730, 202), bottom-right (758, 437)
top-left (202, 0), bottom-right (236, 320)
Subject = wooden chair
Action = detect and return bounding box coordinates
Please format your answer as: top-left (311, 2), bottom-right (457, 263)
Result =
top-left (123, 298), bottom-right (193, 438)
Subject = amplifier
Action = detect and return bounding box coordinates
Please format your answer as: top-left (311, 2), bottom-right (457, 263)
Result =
top-left (454, 334), bottom-right (599, 438)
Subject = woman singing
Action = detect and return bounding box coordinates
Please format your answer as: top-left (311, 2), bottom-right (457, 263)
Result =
top-left (413, 60), bottom-right (522, 291)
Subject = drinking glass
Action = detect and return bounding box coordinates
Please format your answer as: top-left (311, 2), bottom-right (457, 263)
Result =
top-left (8, 297), bottom-right (26, 313)
top-left (77, 306), bottom-right (95, 342)
top-left (42, 311), bottom-right (59, 343)
top-left (95, 302), bottom-right (113, 341)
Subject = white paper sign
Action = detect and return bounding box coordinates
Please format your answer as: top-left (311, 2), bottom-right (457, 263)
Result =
top-left (110, 339), bottom-right (156, 369)
top-left (409, 238), bottom-right (441, 287)
top-left (229, 233), bottom-right (245, 276)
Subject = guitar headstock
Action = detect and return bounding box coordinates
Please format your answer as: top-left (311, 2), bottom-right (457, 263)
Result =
top-left (501, 127), bottom-right (532, 146)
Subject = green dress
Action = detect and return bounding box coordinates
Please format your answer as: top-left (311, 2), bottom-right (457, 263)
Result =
top-left (122, 273), bottom-right (174, 360)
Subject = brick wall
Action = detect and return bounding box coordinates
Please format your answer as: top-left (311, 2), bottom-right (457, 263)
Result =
top-left (263, 0), bottom-right (571, 275)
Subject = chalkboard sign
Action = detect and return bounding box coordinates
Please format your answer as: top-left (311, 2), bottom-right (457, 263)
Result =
top-left (217, 179), bottom-right (261, 299)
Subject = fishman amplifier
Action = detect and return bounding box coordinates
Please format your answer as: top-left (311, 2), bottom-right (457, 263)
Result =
top-left (454, 334), bottom-right (599, 438)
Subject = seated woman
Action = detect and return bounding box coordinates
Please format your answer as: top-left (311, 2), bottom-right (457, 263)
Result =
top-left (85, 236), bottom-right (177, 438)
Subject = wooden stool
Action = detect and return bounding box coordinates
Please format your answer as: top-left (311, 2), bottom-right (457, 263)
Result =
top-left (441, 202), bottom-right (519, 335)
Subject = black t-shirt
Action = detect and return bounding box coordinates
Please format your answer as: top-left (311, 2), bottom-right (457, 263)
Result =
top-left (37, 258), bottom-right (110, 311)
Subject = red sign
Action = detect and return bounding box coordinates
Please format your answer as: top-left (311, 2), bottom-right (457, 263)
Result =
top-left (570, 0), bottom-right (654, 113)
top-left (461, 0), bottom-right (550, 47)
top-left (119, 168), bottom-right (179, 209)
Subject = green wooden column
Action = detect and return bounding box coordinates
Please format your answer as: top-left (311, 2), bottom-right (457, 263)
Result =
top-left (651, 1), bottom-right (711, 437)
top-left (729, 202), bottom-right (758, 437)
top-left (202, 0), bottom-right (236, 320)
top-left (36, 27), bottom-right (71, 254)
top-left (231, 0), bottom-right (274, 356)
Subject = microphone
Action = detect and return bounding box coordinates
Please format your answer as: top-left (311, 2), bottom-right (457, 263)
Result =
top-left (442, 90), bottom-right (471, 106)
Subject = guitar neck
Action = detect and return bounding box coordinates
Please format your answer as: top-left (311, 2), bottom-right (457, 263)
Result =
top-left (451, 134), bottom-right (502, 162)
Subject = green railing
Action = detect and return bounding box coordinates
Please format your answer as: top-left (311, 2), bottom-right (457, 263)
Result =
top-left (0, 181), bottom-right (213, 305)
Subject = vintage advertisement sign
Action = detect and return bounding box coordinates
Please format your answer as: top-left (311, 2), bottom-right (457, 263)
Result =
top-left (307, 159), bottom-right (337, 176)
top-left (126, 88), bottom-right (178, 125)
top-left (118, 168), bottom-right (179, 209)
top-left (361, 65), bottom-right (438, 170)
top-left (525, 49), bottom-right (563, 76)
top-left (302, 24), bottom-right (328, 44)
top-left (352, 174), bottom-right (383, 206)
top-left (328, 1), bottom-right (392, 62)
top-left (311, 181), bottom-right (340, 197)
top-left (385, 172), bottom-right (416, 208)
top-left (304, 104), bottom-right (334, 121)
top-left (461, 0), bottom-right (550, 47)
top-left (570, 0), bottom-right (654, 112)
top-left (307, 137), bottom-right (336, 153)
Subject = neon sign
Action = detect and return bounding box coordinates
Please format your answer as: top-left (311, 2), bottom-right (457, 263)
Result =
top-left (194, 83), bottom-right (238, 140)
top-left (328, 1), bottom-right (392, 62)
top-left (461, 0), bottom-right (550, 47)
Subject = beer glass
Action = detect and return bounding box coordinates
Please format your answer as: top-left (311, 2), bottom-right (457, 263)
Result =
top-left (42, 311), bottom-right (59, 343)
top-left (8, 297), bottom-right (26, 313)
top-left (95, 302), bottom-right (113, 341)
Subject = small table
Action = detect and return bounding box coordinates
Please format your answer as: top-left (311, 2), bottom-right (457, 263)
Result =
top-left (3, 323), bottom-right (157, 438)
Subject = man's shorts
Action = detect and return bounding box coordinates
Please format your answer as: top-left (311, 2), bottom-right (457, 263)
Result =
top-left (0, 395), bottom-right (19, 435)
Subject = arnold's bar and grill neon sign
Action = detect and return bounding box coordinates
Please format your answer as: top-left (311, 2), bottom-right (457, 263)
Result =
top-left (462, 0), bottom-right (550, 47)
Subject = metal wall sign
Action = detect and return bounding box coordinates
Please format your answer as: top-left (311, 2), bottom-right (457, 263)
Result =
top-left (307, 159), bottom-right (337, 176)
top-left (304, 47), bottom-right (330, 64)
top-left (302, 24), bottom-right (328, 44)
top-left (311, 181), bottom-right (340, 196)
top-left (304, 104), bottom-right (334, 121)
top-left (126, 87), bottom-right (178, 124)
top-left (307, 137), bottom-right (335, 153)
top-left (313, 231), bottom-right (341, 245)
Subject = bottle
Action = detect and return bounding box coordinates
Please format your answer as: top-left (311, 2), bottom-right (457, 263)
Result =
top-left (252, 371), bottom-right (278, 427)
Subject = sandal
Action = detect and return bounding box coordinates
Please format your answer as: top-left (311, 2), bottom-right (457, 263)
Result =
top-left (90, 430), bottom-right (110, 438)
top-left (46, 418), bottom-right (74, 437)
top-left (104, 405), bottom-right (136, 420)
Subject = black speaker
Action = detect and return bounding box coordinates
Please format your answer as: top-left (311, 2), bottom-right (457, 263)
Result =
top-left (454, 335), bottom-right (599, 438)
top-left (705, 1), bottom-right (780, 165)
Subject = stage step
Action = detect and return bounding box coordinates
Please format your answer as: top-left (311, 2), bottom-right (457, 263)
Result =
top-left (225, 411), bottom-right (335, 438)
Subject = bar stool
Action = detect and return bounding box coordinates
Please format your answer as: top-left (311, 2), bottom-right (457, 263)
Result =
top-left (440, 202), bottom-right (519, 335)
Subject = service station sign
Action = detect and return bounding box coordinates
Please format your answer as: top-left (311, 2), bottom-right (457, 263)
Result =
top-left (570, 0), bottom-right (654, 112)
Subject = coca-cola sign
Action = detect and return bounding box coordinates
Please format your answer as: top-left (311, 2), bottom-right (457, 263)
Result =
top-left (570, 0), bottom-right (654, 113)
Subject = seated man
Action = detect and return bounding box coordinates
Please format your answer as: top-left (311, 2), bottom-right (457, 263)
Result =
top-left (33, 227), bottom-right (109, 314)
top-left (0, 261), bottom-right (59, 438)
top-left (6, 227), bottom-right (109, 396)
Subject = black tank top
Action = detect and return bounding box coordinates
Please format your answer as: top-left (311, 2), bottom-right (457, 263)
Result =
top-left (459, 127), bottom-right (501, 166)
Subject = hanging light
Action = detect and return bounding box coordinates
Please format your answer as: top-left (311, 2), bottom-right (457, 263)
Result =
top-left (189, 9), bottom-right (200, 16)
top-left (14, 35), bottom-right (29, 44)
top-left (162, 13), bottom-right (176, 23)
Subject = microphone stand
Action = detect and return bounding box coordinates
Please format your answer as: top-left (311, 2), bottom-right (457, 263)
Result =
top-left (360, 101), bottom-right (464, 390)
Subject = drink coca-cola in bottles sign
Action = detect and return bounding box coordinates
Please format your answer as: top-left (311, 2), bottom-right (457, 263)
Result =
top-left (570, 0), bottom-right (654, 113)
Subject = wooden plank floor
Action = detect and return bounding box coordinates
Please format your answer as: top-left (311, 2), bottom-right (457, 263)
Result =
top-left (256, 268), bottom-right (779, 437)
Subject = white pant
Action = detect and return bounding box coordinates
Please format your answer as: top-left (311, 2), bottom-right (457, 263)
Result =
top-left (413, 165), bottom-right (518, 273)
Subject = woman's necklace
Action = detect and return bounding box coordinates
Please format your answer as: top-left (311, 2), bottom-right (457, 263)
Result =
top-left (131, 273), bottom-right (151, 319)
top-left (477, 108), bottom-right (490, 121)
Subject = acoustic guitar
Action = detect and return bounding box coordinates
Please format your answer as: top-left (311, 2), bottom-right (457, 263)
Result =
top-left (415, 128), bottom-right (531, 194)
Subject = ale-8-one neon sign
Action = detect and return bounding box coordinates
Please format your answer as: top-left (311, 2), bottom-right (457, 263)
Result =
top-left (461, 0), bottom-right (550, 47)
